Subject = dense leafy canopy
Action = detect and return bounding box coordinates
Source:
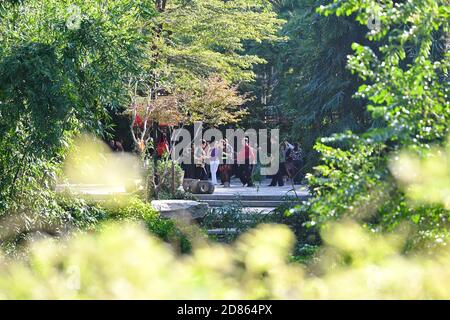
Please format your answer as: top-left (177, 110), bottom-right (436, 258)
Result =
top-left (0, 0), bottom-right (283, 228)
top-left (124, 0), bottom-right (283, 151)
top-left (0, 0), bottom-right (449, 298)
top-left (241, 0), bottom-right (371, 171)
top-left (300, 0), bottom-right (449, 246)
top-left (156, 0), bottom-right (284, 88)
top-left (0, 0), bottom-right (155, 221)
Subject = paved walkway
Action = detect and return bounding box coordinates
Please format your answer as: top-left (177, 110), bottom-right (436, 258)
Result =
top-left (56, 184), bottom-right (127, 194)
top-left (195, 178), bottom-right (310, 212)
top-left (56, 178), bottom-right (310, 212)
top-left (200, 178), bottom-right (309, 198)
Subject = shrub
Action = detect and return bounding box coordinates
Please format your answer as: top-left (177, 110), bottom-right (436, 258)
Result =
top-left (201, 198), bottom-right (320, 261)
top-left (96, 197), bottom-right (193, 253)
top-left (146, 160), bottom-right (184, 198)
top-left (55, 194), bottom-right (109, 231)
top-left (3, 195), bottom-right (194, 254)
top-left (3, 221), bottom-right (450, 299)
top-left (0, 0), bottom-right (155, 223)
top-left (300, 0), bottom-right (450, 250)
top-left (157, 190), bottom-right (198, 201)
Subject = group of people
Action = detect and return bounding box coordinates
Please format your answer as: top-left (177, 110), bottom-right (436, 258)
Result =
top-left (269, 140), bottom-right (303, 187)
top-left (183, 138), bottom-right (238, 187)
top-left (182, 137), bottom-right (257, 187)
top-left (110, 133), bottom-right (303, 188)
top-left (109, 139), bottom-right (124, 152)
top-left (184, 137), bottom-right (303, 188)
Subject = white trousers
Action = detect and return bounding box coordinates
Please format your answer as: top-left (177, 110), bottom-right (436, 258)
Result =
top-left (210, 160), bottom-right (220, 185)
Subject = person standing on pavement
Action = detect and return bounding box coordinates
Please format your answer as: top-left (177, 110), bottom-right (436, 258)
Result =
top-left (237, 137), bottom-right (256, 187)
top-left (194, 140), bottom-right (208, 180)
top-left (269, 140), bottom-right (290, 186)
top-left (209, 140), bottom-right (220, 185)
top-left (219, 138), bottom-right (233, 187)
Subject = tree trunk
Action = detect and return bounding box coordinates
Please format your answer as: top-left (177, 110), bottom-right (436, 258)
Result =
top-left (153, 121), bottom-right (160, 199)
top-left (171, 160), bottom-right (176, 197)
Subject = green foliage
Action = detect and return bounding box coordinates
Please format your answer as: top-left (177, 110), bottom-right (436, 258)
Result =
top-left (126, 0), bottom-right (284, 146)
top-left (145, 159), bottom-right (184, 198)
top-left (183, 76), bottom-right (249, 125)
top-left (202, 201), bottom-right (268, 243)
top-left (201, 199), bottom-right (320, 259)
top-left (157, 189), bottom-right (198, 201)
top-left (301, 0), bottom-right (450, 248)
top-left (156, 0), bottom-right (285, 89)
top-left (55, 195), bottom-right (193, 253)
top-left (55, 194), bottom-right (109, 231)
top-left (391, 136), bottom-right (450, 210)
top-left (241, 0), bottom-right (370, 173)
top-left (101, 197), bottom-right (192, 253)
top-left (0, 0), bottom-right (155, 224)
top-left (4, 220), bottom-right (450, 299)
top-left (272, 196), bottom-right (321, 250)
top-left (0, 191), bottom-right (193, 255)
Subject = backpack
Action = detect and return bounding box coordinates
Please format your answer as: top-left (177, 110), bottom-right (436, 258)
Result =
top-left (291, 149), bottom-right (302, 161)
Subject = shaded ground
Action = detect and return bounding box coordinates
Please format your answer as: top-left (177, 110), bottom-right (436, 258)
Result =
top-left (56, 178), bottom-right (310, 213)
top-left (195, 178), bottom-right (309, 214)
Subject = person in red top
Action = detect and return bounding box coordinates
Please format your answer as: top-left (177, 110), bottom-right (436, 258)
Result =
top-left (156, 135), bottom-right (169, 159)
top-left (237, 137), bottom-right (256, 187)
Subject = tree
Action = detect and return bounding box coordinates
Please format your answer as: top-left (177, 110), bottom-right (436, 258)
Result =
top-left (127, 75), bottom-right (250, 199)
top-left (302, 0), bottom-right (449, 248)
top-left (156, 0), bottom-right (284, 87)
top-left (126, 0), bottom-right (284, 167)
top-left (112, 0), bottom-right (282, 200)
top-left (241, 0), bottom-right (371, 173)
top-left (0, 0), bottom-right (155, 225)
top-left (127, 0), bottom-right (284, 146)
top-left (128, 76), bottom-right (248, 152)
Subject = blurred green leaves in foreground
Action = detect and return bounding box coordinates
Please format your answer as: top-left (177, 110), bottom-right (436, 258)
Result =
top-left (0, 137), bottom-right (450, 299)
top-left (390, 136), bottom-right (450, 210)
top-left (1, 220), bottom-right (450, 299)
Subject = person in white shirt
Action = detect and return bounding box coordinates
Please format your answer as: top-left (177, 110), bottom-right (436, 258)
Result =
top-left (208, 140), bottom-right (220, 185)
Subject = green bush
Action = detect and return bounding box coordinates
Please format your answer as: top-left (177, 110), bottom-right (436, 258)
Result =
top-left (102, 197), bottom-right (192, 253)
top-left (290, 0), bottom-right (450, 251)
top-left (3, 221), bottom-right (450, 299)
top-left (31, 195), bottom-right (194, 254)
top-left (146, 160), bottom-right (184, 198)
top-left (0, 0), bottom-right (155, 224)
top-left (55, 194), bottom-right (108, 231)
top-left (158, 189), bottom-right (198, 201)
top-left (201, 198), bottom-right (320, 261)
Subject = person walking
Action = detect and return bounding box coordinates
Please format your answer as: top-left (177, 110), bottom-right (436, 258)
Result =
top-left (290, 143), bottom-right (303, 182)
top-left (209, 140), bottom-right (220, 185)
top-left (237, 137), bottom-right (256, 187)
top-left (219, 138), bottom-right (233, 187)
top-left (269, 140), bottom-right (290, 186)
top-left (194, 140), bottom-right (208, 180)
